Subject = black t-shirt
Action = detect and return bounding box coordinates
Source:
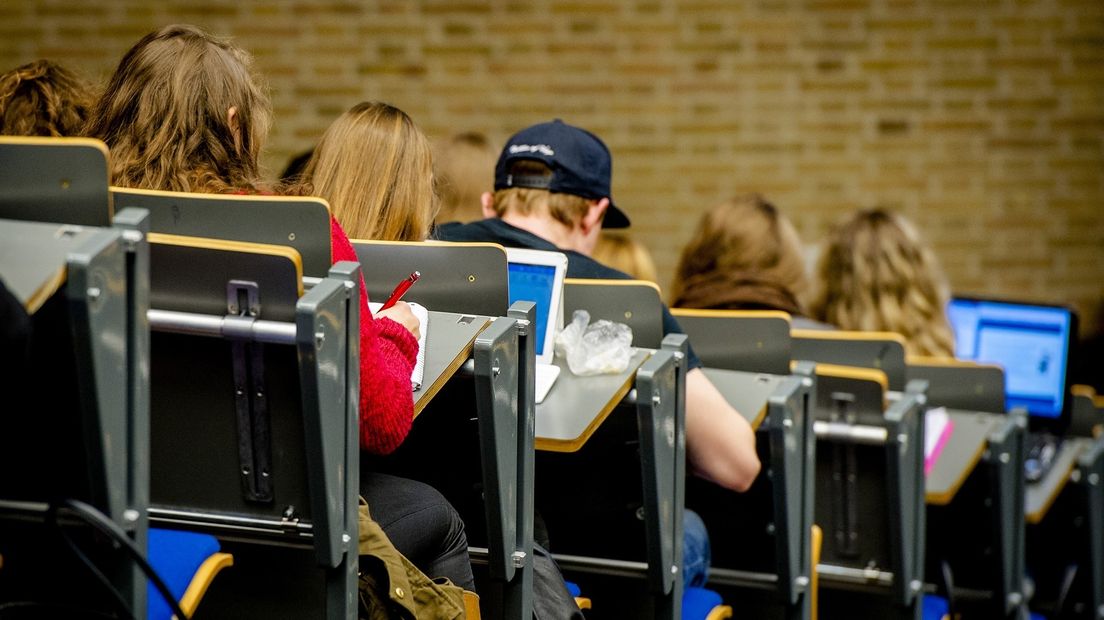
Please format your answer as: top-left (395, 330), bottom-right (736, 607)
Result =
top-left (435, 219), bottom-right (702, 369)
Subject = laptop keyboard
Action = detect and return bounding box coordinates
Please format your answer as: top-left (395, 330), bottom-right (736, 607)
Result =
top-left (534, 363), bottom-right (561, 404)
top-left (1024, 433), bottom-right (1063, 484)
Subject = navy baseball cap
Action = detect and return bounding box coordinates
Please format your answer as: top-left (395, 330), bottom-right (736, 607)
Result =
top-left (494, 119), bottom-right (630, 229)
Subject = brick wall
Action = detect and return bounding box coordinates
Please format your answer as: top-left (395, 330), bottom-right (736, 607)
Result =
top-left (3, 0), bottom-right (1103, 334)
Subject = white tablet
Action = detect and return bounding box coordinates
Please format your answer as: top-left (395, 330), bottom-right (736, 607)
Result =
top-left (505, 247), bottom-right (568, 364)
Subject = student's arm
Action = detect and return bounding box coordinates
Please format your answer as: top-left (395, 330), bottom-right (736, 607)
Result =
top-left (377, 301), bottom-right (420, 341)
top-left (330, 217), bottom-right (417, 455)
top-left (684, 368), bottom-right (761, 492)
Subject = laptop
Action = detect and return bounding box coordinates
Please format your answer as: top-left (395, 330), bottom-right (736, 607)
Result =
top-left (506, 248), bottom-right (568, 404)
top-left (947, 296), bottom-right (1078, 481)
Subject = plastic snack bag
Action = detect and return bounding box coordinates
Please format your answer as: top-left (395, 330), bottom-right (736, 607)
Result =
top-left (554, 309), bottom-right (634, 376)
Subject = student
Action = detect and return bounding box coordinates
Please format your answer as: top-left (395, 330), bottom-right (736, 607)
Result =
top-left (670, 194), bottom-right (828, 329)
top-left (85, 24), bottom-right (474, 591)
top-left (0, 59), bottom-right (94, 136)
top-left (433, 131), bottom-right (498, 225)
top-left (592, 232), bottom-right (659, 283)
top-left (298, 101), bottom-right (437, 242)
top-left (436, 119), bottom-right (762, 587)
top-left (810, 207), bottom-right (956, 357)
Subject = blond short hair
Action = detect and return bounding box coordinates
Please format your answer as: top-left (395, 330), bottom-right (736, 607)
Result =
top-left (434, 131), bottom-right (496, 224)
top-left (593, 233), bottom-right (658, 283)
top-left (810, 208), bottom-right (956, 357)
top-left (490, 160), bottom-right (592, 228)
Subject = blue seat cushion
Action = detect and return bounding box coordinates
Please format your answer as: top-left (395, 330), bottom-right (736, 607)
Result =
top-left (682, 586), bottom-right (724, 620)
top-left (922, 594), bottom-right (949, 620)
top-left (147, 528), bottom-right (220, 620)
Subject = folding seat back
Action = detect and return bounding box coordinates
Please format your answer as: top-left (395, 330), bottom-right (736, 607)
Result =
top-left (793, 329), bottom-right (908, 391)
top-left (0, 136), bottom-right (113, 226)
top-left (352, 239), bottom-right (509, 317)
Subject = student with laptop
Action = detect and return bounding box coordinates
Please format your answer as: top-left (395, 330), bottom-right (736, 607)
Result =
top-left (436, 119), bottom-right (762, 586)
top-left (947, 297), bottom-right (1079, 482)
top-left (503, 247), bottom-right (568, 403)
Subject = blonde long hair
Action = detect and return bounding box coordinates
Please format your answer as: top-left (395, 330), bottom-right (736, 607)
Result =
top-left (810, 208), bottom-right (955, 357)
top-left (0, 59), bottom-right (94, 137)
top-left (670, 194), bottom-right (808, 310)
top-left (302, 101), bottom-right (436, 241)
top-left (85, 24), bottom-right (271, 193)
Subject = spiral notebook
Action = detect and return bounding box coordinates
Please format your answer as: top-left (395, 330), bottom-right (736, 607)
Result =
top-left (370, 301), bottom-right (428, 391)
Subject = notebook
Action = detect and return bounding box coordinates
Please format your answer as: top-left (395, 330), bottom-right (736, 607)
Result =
top-left (924, 406), bottom-right (955, 476)
top-left (947, 297), bottom-right (1078, 482)
top-left (506, 248), bottom-right (568, 404)
top-left (370, 301), bottom-right (428, 391)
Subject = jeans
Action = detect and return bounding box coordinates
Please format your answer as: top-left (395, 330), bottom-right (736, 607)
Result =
top-left (683, 509), bottom-right (711, 588)
top-left (360, 471), bottom-right (476, 591)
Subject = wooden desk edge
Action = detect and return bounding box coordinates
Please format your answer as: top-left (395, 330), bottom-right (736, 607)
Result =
top-left (534, 371), bottom-right (639, 453)
top-left (925, 425), bottom-right (989, 506)
top-left (412, 320), bottom-right (488, 418)
top-left (751, 403), bottom-right (768, 431)
top-left (25, 265), bottom-right (67, 315)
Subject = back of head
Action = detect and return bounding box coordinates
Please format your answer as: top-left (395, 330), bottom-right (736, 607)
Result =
top-left (592, 233), bottom-right (659, 282)
top-left (490, 119), bottom-right (630, 230)
top-left (303, 101), bottom-right (436, 241)
top-left (490, 159), bottom-right (594, 230)
top-left (671, 194), bottom-right (808, 314)
top-left (85, 24), bottom-right (271, 193)
top-left (434, 131), bottom-right (496, 224)
top-left (811, 207), bottom-right (955, 357)
top-left (0, 59), bottom-right (94, 137)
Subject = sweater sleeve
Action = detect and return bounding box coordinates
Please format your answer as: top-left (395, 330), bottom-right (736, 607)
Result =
top-left (330, 218), bottom-right (418, 454)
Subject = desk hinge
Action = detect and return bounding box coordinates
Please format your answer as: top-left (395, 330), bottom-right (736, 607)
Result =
top-left (228, 280), bottom-right (274, 504)
top-left (830, 392), bottom-right (860, 558)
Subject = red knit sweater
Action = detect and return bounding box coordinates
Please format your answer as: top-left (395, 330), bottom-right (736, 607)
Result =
top-left (329, 218), bottom-right (418, 454)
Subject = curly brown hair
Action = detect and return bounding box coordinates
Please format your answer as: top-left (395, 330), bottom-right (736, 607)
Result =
top-left (0, 59), bottom-right (94, 137)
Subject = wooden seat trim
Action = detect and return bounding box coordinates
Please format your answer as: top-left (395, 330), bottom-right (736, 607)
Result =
top-left (177, 552), bottom-right (234, 617)
top-left (148, 232), bottom-right (305, 298)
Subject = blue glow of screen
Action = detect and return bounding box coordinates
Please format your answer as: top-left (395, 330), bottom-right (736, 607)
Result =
top-left (508, 263), bottom-right (557, 354)
top-left (947, 299), bottom-right (1072, 419)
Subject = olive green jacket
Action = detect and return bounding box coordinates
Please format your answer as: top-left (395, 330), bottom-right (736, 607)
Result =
top-left (357, 500), bottom-right (468, 619)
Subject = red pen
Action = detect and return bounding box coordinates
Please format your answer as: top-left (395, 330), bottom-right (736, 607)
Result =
top-left (380, 271), bottom-right (420, 311)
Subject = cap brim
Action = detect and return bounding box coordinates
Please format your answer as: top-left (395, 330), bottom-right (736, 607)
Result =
top-left (602, 201), bottom-right (630, 229)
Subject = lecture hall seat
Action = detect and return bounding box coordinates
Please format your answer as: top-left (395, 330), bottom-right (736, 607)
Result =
top-left (147, 528), bottom-right (233, 620)
top-left (681, 587), bottom-right (733, 620)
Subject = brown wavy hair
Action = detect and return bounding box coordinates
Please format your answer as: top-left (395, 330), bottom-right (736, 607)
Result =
top-left (0, 59), bottom-right (94, 137)
top-left (298, 101), bottom-right (437, 241)
top-left (670, 194), bottom-right (809, 314)
top-left (810, 208), bottom-right (955, 357)
top-left (85, 24), bottom-right (271, 193)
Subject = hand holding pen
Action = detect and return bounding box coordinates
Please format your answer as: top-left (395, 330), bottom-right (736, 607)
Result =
top-left (381, 271), bottom-right (421, 311)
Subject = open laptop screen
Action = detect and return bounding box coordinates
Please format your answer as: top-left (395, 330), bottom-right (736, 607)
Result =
top-left (508, 262), bottom-right (557, 356)
top-left (947, 297), bottom-right (1075, 421)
